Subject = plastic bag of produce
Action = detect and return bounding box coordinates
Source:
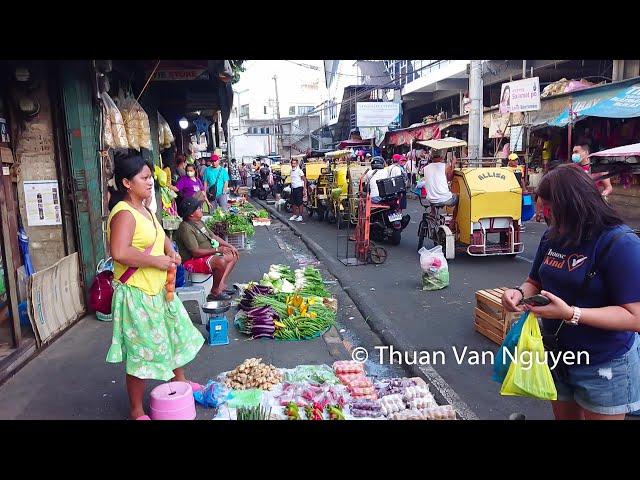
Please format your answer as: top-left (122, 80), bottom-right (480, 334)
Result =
top-left (226, 389), bottom-right (263, 408)
top-left (101, 92), bottom-right (128, 149)
top-left (193, 381), bottom-right (230, 409)
top-left (419, 245), bottom-right (449, 291)
top-left (119, 96), bottom-right (152, 151)
top-left (333, 360), bottom-right (365, 375)
top-left (500, 313), bottom-right (557, 401)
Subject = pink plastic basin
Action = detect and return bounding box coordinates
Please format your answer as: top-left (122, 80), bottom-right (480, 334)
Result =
top-left (149, 381), bottom-right (196, 420)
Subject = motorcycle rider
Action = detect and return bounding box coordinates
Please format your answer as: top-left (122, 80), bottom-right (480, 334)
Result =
top-left (363, 156), bottom-right (390, 204)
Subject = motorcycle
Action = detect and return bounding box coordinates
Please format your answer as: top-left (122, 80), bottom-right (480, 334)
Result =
top-left (250, 173), bottom-right (270, 201)
top-left (369, 193), bottom-right (410, 246)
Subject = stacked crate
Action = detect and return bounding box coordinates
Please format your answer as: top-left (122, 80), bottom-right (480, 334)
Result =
top-left (474, 287), bottom-right (519, 345)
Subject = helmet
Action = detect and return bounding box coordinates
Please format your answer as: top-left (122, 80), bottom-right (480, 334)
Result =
top-left (508, 153), bottom-right (518, 161)
top-left (370, 156), bottom-right (385, 170)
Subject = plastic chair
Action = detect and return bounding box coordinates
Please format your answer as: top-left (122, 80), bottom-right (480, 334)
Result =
top-left (176, 285), bottom-right (208, 325)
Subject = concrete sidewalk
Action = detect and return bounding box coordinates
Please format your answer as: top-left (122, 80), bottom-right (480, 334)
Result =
top-left (0, 216), bottom-right (399, 420)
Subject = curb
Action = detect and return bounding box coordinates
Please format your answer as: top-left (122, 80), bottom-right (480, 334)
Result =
top-left (256, 199), bottom-right (479, 420)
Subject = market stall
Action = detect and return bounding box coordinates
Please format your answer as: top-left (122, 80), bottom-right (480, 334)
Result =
top-left (194, 359), bottom-right (457, 421)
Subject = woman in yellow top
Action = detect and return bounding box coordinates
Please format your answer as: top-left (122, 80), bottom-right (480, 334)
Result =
top-left (106, 155), bottom-right (204, 420)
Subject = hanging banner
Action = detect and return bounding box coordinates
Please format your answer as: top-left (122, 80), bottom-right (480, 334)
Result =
top-left (357, 102), bottom-right (401, 127)
top-left (359, 126), bottom-right (388, 146)
top-left (489, 112), bottom-right (511, 139)
top-left (384, 124), bottom-right (440, 146)
top-left (500, 77), bottom-right (541, 114)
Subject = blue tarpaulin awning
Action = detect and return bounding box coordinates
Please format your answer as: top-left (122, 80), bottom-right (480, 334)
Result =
top-left (549, 82), bottom-right (640, 127)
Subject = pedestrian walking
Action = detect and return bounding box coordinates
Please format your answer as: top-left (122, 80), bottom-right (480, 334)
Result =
top-left (203, 153), bottom-right (230, 211)
top-left (502, 164), bottom-right (640, 420)
top-left (289, 157), bottom-right (307, 222)
top-left (228, 158), bottom-right (241, 195)
top-left (106, 154), bottom-right (205, 420)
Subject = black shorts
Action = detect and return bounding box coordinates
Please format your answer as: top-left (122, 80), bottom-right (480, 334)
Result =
top-left (291, 186), bottom-right (304, 206)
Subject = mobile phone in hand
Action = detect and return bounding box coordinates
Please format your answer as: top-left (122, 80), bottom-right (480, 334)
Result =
top-left (519, 294), bottom-right (551, 307)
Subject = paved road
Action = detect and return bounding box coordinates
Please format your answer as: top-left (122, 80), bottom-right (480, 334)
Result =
top-left (288, 197), bottom-right (554, 419)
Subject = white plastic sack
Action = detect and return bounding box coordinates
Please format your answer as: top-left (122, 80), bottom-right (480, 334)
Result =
top-left (419, 245), bottom-right (449, 291)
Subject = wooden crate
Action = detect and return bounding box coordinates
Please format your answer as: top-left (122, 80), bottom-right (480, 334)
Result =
top-left (474, 287), bottom-right (519, 345)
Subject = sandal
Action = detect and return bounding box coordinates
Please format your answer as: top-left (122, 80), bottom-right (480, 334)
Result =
top-left (188, 381), bottom-right (203, 392)
top-left (207, 292), bottom-right (232, 301)
top-left (135, 415), bottom-right (151, 420)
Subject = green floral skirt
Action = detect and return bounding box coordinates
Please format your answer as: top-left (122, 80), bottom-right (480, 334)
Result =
top-left (106, 283), bottom-right (205, 381)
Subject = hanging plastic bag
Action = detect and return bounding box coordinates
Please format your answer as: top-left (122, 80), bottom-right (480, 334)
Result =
top-left (100, 92), bottom-right (129, 150)
top-left (419, 245), bottom-right (449, 291)
top-left (158, 113), bottom-right (175, 150)
top-left (120, 96), bottom-right (152, 151)
top-left (500, 313), bottom-right (557, 400)
top-left (492, 311), bottom-right (528, 383)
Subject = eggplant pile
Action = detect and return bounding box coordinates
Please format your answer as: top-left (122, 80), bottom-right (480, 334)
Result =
top-left (235, 306), bottom-right (279, 339)
top-left (238, 284), bottom-right (273, 312)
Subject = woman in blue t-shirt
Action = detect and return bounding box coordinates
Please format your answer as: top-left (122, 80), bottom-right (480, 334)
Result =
top-left (502, 164), bottom-right (640, 420)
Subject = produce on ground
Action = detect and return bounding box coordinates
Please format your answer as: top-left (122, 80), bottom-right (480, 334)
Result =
top-left (283, 365), bottom-right (341, 385)
top-left (274, 313), bottom-right (334, 341)
top-left (327, 404), bottom-right (345, 420)
top-left (407, 396), bottom-right (437, 410)
top-left (284, 402), bottom-right (300, 420)
top-left (205, 208), bottom-right (255, 237)
top-left (224, 358), bottom-right (283, 391)
top-left (421, 405), bottom-right (456, 420)
top-left (349, 398), bottom-right (383, 418)
top-left (333, 361), bottom-right (365, 375)
top-left (265, 264), bottom-right (295, 283)
top-left (380, 394), bottom-right (406, 417)
top-left (295, 267), bottom-right (331, 297)
top-left (403, 385), bottom-right (431, 401)
top-left (275, 382), bottom-right (349, 408)
top-left (304, 403), bottom-right (324, 420)
top-left (237, 404), bottom-right (272, 420)
top-left (374, 378), bottom-right (417, 397)
top-left (388, 409), bottom-right (425, 420)
top-left (234, 306), bottom-right (278, 339)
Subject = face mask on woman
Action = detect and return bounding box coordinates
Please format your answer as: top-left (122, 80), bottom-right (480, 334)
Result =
top-left (187, 171), bottom-right (196, 178)
top-left (571, 153), bottom-right (582, 163)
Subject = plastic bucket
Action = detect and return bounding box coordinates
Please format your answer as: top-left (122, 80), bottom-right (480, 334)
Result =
top-left (149, 381), bottom-right (196, 420)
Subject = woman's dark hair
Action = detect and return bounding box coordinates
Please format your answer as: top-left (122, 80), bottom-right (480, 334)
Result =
top-left (109, 155), bottom-right (151, 211)
top-left (537, 164), bottom-right (623, 247)
top-left (185, 163), bottom-right (196, 174)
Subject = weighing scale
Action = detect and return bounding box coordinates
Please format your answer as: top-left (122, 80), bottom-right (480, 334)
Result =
top-left (202, 300), bottom-right (231, 346)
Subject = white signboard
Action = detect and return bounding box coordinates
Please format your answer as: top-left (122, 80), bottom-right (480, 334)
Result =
top-left (499, 77), bottom-right (541, 113)
top-left (23, 180), bottom-right (62, 226)
top-left (510, 125), bottom-right (525, 151)
top-left (357, 102), bottom-right (401, 127)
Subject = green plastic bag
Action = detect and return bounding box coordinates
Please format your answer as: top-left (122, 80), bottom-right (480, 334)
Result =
top-left (500, 313), bottom-right (557, 401)
top-left (226, 389), bottom-right (263, 409)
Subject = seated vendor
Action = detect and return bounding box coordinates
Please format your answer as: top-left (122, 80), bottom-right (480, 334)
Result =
top-left (176, 197), bottom-right (239, 300)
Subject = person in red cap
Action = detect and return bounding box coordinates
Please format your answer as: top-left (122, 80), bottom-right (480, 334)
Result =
top-left (388, 153), bottom-right (409, 210)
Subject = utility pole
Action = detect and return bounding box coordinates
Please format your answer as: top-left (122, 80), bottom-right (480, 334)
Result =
top-left (273, 75), bottom-right (282, 157)
top-left (468, 60), bottom-right (484, 160)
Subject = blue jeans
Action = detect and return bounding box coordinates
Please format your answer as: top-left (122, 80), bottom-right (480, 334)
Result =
top-left (554, 333), bottom-right (640, 415)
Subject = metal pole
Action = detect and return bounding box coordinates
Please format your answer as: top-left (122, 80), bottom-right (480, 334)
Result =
top-left (522, 60), bottom-right (527, 79)
top-left (468, 60), bottom-right (483, 160)
top-left (308, 114), bottom-right (311, 151)
top-left (273, 75), bottom-right (282, 156)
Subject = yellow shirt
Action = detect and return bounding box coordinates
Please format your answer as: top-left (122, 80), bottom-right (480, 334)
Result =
top-left (107, 201), bottom-right (167, 296)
